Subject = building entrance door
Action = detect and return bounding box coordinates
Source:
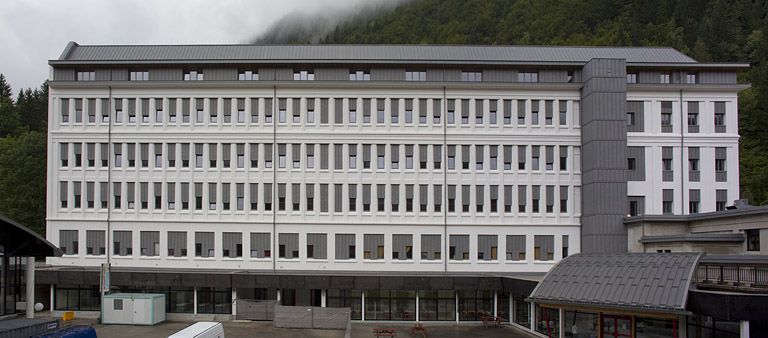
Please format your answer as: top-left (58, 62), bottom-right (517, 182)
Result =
top-left (602, 314), bottom-right (632, 338)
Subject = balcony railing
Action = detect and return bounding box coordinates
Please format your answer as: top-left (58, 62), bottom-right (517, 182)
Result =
top-left (696, 263), bottom-right (768, 290)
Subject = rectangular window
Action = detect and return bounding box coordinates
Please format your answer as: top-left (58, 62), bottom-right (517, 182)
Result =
top-left (627, 73), bottom-right (637, 84)
top-left (716, 189), bottom-right (728, 211)
top-left (447, 185), bottom-right (456, 213)
top-left (405, 71), bottom-right (426, 81)
top-left (518, 185), bottom-right (527, 213)
top-left (363, 234), bottom-right (384, 260)
top-left (477, 235), bottom-right (498, 261)
top-left (660, 72), bottom-right (671, 84)
top-left (421, 234), bottom-right (441, 260)
top-left (689, 189), bottom-right (700, 214)
top-left (250, 233), bottom-right (271, 258)
top-left (76, 71), bottom-right (95, 81)
top-left (662, 146), bottom-right (673, 182)
top-left (391, 184), bottom-right (400, 212)
top-left (746, 229), bottom-right (760, 251)
top-left (113, 230), bottom-right (132, 256)
top-left (689, 147), bottom-right (700, 182)
top-left (686, 72), bottom-right (697, 84)
top-left (238, 70), bottom-right (258, 81)
top-left (293, 70), bottom-right (314, 81)
top-left (558, 100), bottom-right (567, 125)
top-left (715, 147), bottom-right (727, 182)
top-left (349, 70), bottom-right (370, 81)
top-left (392, 234), bottom-right (413, 260)
top-left (533, 235), bottom-right (554, 261)
top-left (222, 232), bottom-right (242, 258)
top-left (663, 189), bottom-right (674, 214)
top-left (544, 100), bottom-right (553, 125)
top-left (433, 184), bottom-right (442, 212)
top-left (86, 230), bottom-right (105, 255)
top-left (517, 100), bottom-right (526, 125)
top-left (448, 234), bottom-right (469, 261)
top-left (714, 101), bottom-right (726, 132)
top-left (559, 186), bottom-right (568, 213)
top-left (168, 231), bottom-right (187, 257)
top-left (506, 235), bottom-right (525, 261)
top-left (335, 234), bottom-right (355, 260)
top-left (140, 231), bottom-right (160, 256)
top-left (687, 101), bottom-right (699, 133)
top-left (59, 230), bottom-right (78, 255)
top-left (461, 71), bottom-right (482, 82)
top-left (183, 70), bottom-right (203, 81)
top-left (349, 184), bottom-right (357, 212)
top-left (195, 232), bottom-right (214, 257)
top-left (661, 101), bottom-right (673, 132)
top-left (518, 71), bottom-right (538, 82)
top-left (129, 71), bottom-right (148, 81)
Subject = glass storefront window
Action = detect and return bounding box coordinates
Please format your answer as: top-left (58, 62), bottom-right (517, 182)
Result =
top-left (418, 290), bottom-right (455, 321)
top-left (513, 294), bottom-right (531, 328)
top-left (197, 287), bottom-right (231, 314)
top-left (535, 305), bottom-right (560, 338)
top-left (1, 257), bottom-right (25, 316)
top-left (686, 315), bottom-right (739, 338)
top-left (498, 292), bottom-right (509, 322)
top-left (564, 310), bottom-right (598, 338)
top-left (54, 285), bottom-right (101, 311)
top-left (327, 289), bottom-right (362, 320)
top-left (365, 290), bottom-right (416, 321)
top-left (636, 317), bottom-right (678, 338)
top-left (458, 290), bottom-right (493, 321)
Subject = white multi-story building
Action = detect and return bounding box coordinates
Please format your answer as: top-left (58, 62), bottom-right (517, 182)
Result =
top-left (41, 43), bottom-right (746, 323)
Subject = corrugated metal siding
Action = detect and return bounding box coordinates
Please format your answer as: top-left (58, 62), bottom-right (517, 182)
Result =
top-left (54, 68), bottom-right (75, 81)
top-left (148, 68), bottom-right (182, 81)
top-left (112, 69), bottom-right (129, 81)
top-left (95, 69), bottom-right (111, 81)
top-left (274, 68), bottom-right (292, 81)
top-left (371, 68), bottom-right (404, 81)
top-left (638, 71), bottom-right (660, 84)
top-left (425, 69), bottom-right (444, 82)
top-left (539, 70), bottom-right (568, 83)
top-left (483, 69), bottom-right (516, 82)
top-left (529, 253), bottom-right (701, 313)
top-left (259, 68), bottom-right (276, 81)
top-left (204, 68), bottom-right (237, 81)
top-left (315, 68), bottom-right (348, 81)
top-left (699, 71), bottom-right (737, 84)
top-left (61, 44), bottom-right (697, 63)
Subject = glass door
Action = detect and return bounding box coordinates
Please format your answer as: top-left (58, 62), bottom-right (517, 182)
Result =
top-left (602, 314), bottom-right (632, 338)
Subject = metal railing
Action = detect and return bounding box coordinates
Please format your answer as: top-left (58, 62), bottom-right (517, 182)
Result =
top-left (696, 264), bottom-right (768, 289)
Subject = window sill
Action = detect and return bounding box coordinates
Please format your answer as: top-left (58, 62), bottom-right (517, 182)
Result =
top-left (505, 260), bottom-right (528, 264)
top-left (84, 255), bottom-right (106, 259)
top-left (221, 257), bottom-right (244, 261)
top-left (533, 260), bottom-right (556, 264)
top-left (138, 256), bottom-right (161, 260)
top-left (362, 259), bottom-right (386, 263)
top-left (277, 258), bottom-right (300, 262)
top-left (419, 260), bottom-right (443, 264)
top-left (306, 259), bottom-right (329, 263)
top-left (193, 257), bottom-right (216, 261)
top-left (248, 257), bottom-right (272, 261)
top-left (477, 260), bottom-right (500, 264)
top-left (166, 256), bottom-right (189, 260)
top-left (448, 260), bottom-right (471, 264)
top-left (334, 259), bottom-right (357, 263)
top-left (391, 260), bottom-right (414, 264)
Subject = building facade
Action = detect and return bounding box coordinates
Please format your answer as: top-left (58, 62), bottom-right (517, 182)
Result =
top-left (42, 43), bottom-right (747, 324)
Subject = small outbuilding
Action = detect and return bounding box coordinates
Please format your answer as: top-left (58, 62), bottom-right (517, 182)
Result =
top-left (101, 293), bottom-right (165, 325)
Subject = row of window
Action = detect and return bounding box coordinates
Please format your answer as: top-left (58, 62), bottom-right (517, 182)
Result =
top-left (626, 71), bottom-right (699, 84)
top-left (627, 146), bottom-right (729, 182)
top-left (626, 101), bottom-right (728, 133)
top-left (58, 229), bottom-right (568, 262)
top-left (59, 142), bottom-right (575, 173)
top-left (57, 97), bottom-right (575, 127)
top-left (627, 189), bottom-right (730, 216)
top-left (73, 70), bottom-right (542, 83)
top-left (59, 181), bottom-right (575, 215)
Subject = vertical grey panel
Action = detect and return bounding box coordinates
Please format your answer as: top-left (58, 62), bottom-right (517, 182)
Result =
top-left (638, 71), bottom-right (660, 84)
top-left (370, 68), bottom-right (405, 81)
top-left (95, 69), bottom-right (111, 81)
top-left (307, 233), bottom-right (327, 259)
top-left (580, 58), bottom-right (628, 253)
top-left (149, 68), bottom-right (183, 81)
top-left (334, 184), bottom-right (342, 212)
top-left (482, 69), bottom-right (517, 82)
top-left (315, 68), bottom-right (348, 81)
top-left (627, 101), bottom-right (645, 132)
top-left (698, 71), bottom-right (737, 84)
top-left (442, 69), bottom-right (461, 82)
top-left (335, 234), bottom-right (355, 260)
top-left (203, 68), bottom-right (237, 81)
top-left (274, 68), bottom-right (292, 81)
top-left (259, 68), bottom-right (276, 81)
top-left (538, 70), bottom-right (567, 83)
top-left (628, 196), bottom-right (645, 216)
top-left (506, 235), bottom-right (525, 261)
top-left (53, 69), bottom-right (75, 81)
top-left (425, 69), bottom-right (444, 82)
top-left (111, 69), bottom-right (129, 81)
top-left (627, 146), bottom-right (646, 181)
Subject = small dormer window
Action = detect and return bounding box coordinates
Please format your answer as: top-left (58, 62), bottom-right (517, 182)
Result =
top-left (293, 70), bottom-right (314, 81)
top-left (405, 70), bottom-right (426, 81)
top-left (130, 71), bottom-right (148, 81)
top-left (184, 70), bottom-right (203, 81)
top-left (77, 71), bottom-right (95, 81)
top-left (238, 70), bottom-right (258, 81)
top-left (349, 70), bottom-right (370, 81)
top-left (518, 71), bottom-right (538, 83)
top-left (461, 71), bottom-right (482, 82)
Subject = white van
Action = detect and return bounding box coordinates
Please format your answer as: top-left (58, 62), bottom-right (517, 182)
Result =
top-left (168, 322), bottom-right (225, 338)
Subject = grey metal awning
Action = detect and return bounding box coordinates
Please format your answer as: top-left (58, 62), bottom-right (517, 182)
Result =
top-left (0, 214), bottom-right (62, 257)
top-left (528, 253), bottom-right (702, 314)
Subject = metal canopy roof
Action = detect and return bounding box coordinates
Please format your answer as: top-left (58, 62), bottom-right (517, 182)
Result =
top-left (53, 41), bottom-right (705, 65)
top-left (528, 253), bottom-right (702, 314)
top-left (0, 214), bottom-right (62, 257)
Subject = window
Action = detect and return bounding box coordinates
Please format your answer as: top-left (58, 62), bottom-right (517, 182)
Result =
top-left (518, 71), bottom-right (538, 82)
top-left (660, 72), bottom-right (671, 84)
top-left (461, 71), bottom-right (482, 82)
top-left (628, 158), bottom-right (636, 171)
top-left (531, 185), bottom-right (540, 213)
top-left (392, 234), bottom-right (413, 260)
top-left (183, 70), bottom-right (203, 81)
top-left (715, 147), bottom-right (727, 182)
top-left (363, 234), bottom-right (384, 260)
top-left (689, 189), bottom-right (700, 214)
top-left (250, 233), bottom-right (271, 258)
top-left (661, 101), bottom-right (673, 132)
top-left (76, 71), bottom-right (95, 81)
top-left (86, 230), bottom-right (105, 255)
top-left (405, 70), bottom-right (426, 81)
top-left (716, 189), bottom-right (728, 211)
top-left (627, 73), bottom-right (638, 84)
top-left (558, 100), bottom-right (567, 125)
top-left (545, 146), bottom-right (554, 170)
top-left (662, 189), bottom-right (674, 215)
top-left (477, 235), bottom-right (497, 261)
top-left (59, 230), bottom-right (78, 255)
top-left (746, 229), bottom-right (760, 251)
top-left (559, 186), bottom-right (568, 213)
top-left (113, 230), bottom-right (132, 256)
top-left (449, 234), bottom-right (469, 260)
top-left (662, 147), bottom-right (673, 182)
top-left (714, 101), bottom-right (726, 132)
top-left (421, 234), bottom-right (441, 260)
top-left (686, 72), bottom-right (697, 84)
top-left (129, 71), bottom-right (148, 81)
top-left (349, 70), bottom-right (370, 81)
top-left (238, 70), bottom-right (258, 81)
top-left (293, 70), bottom-right (314, 81)
top-left (140, 231), bottom-right (160, 256)
top-left (533, 235), bottom-right (554, 261)
top-left (506, 235), bottom-right (525, 261)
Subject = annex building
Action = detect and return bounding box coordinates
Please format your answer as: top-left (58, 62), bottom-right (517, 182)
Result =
top-left (40, 42), bottom-right (750, 335)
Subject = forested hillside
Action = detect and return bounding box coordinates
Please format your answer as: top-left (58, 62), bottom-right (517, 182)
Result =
top-left (263, 0), bottom-right (768, 205)
top-left (0, 74), bottom-right (47, 234)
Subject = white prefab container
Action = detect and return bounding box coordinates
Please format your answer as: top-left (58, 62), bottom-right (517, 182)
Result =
top-left (101, 293), bottom-right (166, 325)
top-left (168, 322), bottom-right (225, 338)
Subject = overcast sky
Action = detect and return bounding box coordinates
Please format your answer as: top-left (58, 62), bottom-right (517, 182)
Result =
top-left (0, 0), bottom-right (379, 92)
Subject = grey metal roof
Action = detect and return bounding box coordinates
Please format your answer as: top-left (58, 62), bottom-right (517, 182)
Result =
top-left (528, 253), bottom-right (702, 314)
top-left (640, 233), bottom-right (746, 243)
top-left (625, 204), bottom-right (768, 224)
top-left (54, 41), bottom-right (699, 65)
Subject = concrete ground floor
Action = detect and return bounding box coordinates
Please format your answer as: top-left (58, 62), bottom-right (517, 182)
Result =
top-left (56, 317), bottom-right (536, 338)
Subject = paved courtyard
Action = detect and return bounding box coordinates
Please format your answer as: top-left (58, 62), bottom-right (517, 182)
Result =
top-left (63, 318), bottom-right (536, 338)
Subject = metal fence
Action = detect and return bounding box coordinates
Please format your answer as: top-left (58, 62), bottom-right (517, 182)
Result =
top-left (235, 299), bottom-right (276, 321)
top-left (696, 264), bottom-right (768, 288)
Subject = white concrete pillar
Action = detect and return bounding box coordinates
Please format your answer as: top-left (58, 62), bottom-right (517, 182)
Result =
top-left (231, 289), bottom-right (237, 316)
top-left (529, 302), bottom-right (535, 330)
top-left (415, 292), bottom-right (419, 321)
top-left (455, 291), bottom-right (460, 323)
top-left (25, 257), bottom-right (34, 319)
top-left (740, 320), bottom-right (750, 338)
top-left (493, 290), bottom-right (498, 317)
top-left (276, 289), bottom-right (281, 304)
top-left (559, 308), bottom-right (565, 338)
top-left (49, 284), bottom-right (54, 313)
top-left (361, 291), bottom-right (365, 321)
top-left (321, 289), bottom-right (326, 307)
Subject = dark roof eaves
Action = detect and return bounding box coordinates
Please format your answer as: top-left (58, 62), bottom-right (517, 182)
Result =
top-left (639, 233), bottom-right (746, 243)
top-left (625, 205), bottom-right (768, 224)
